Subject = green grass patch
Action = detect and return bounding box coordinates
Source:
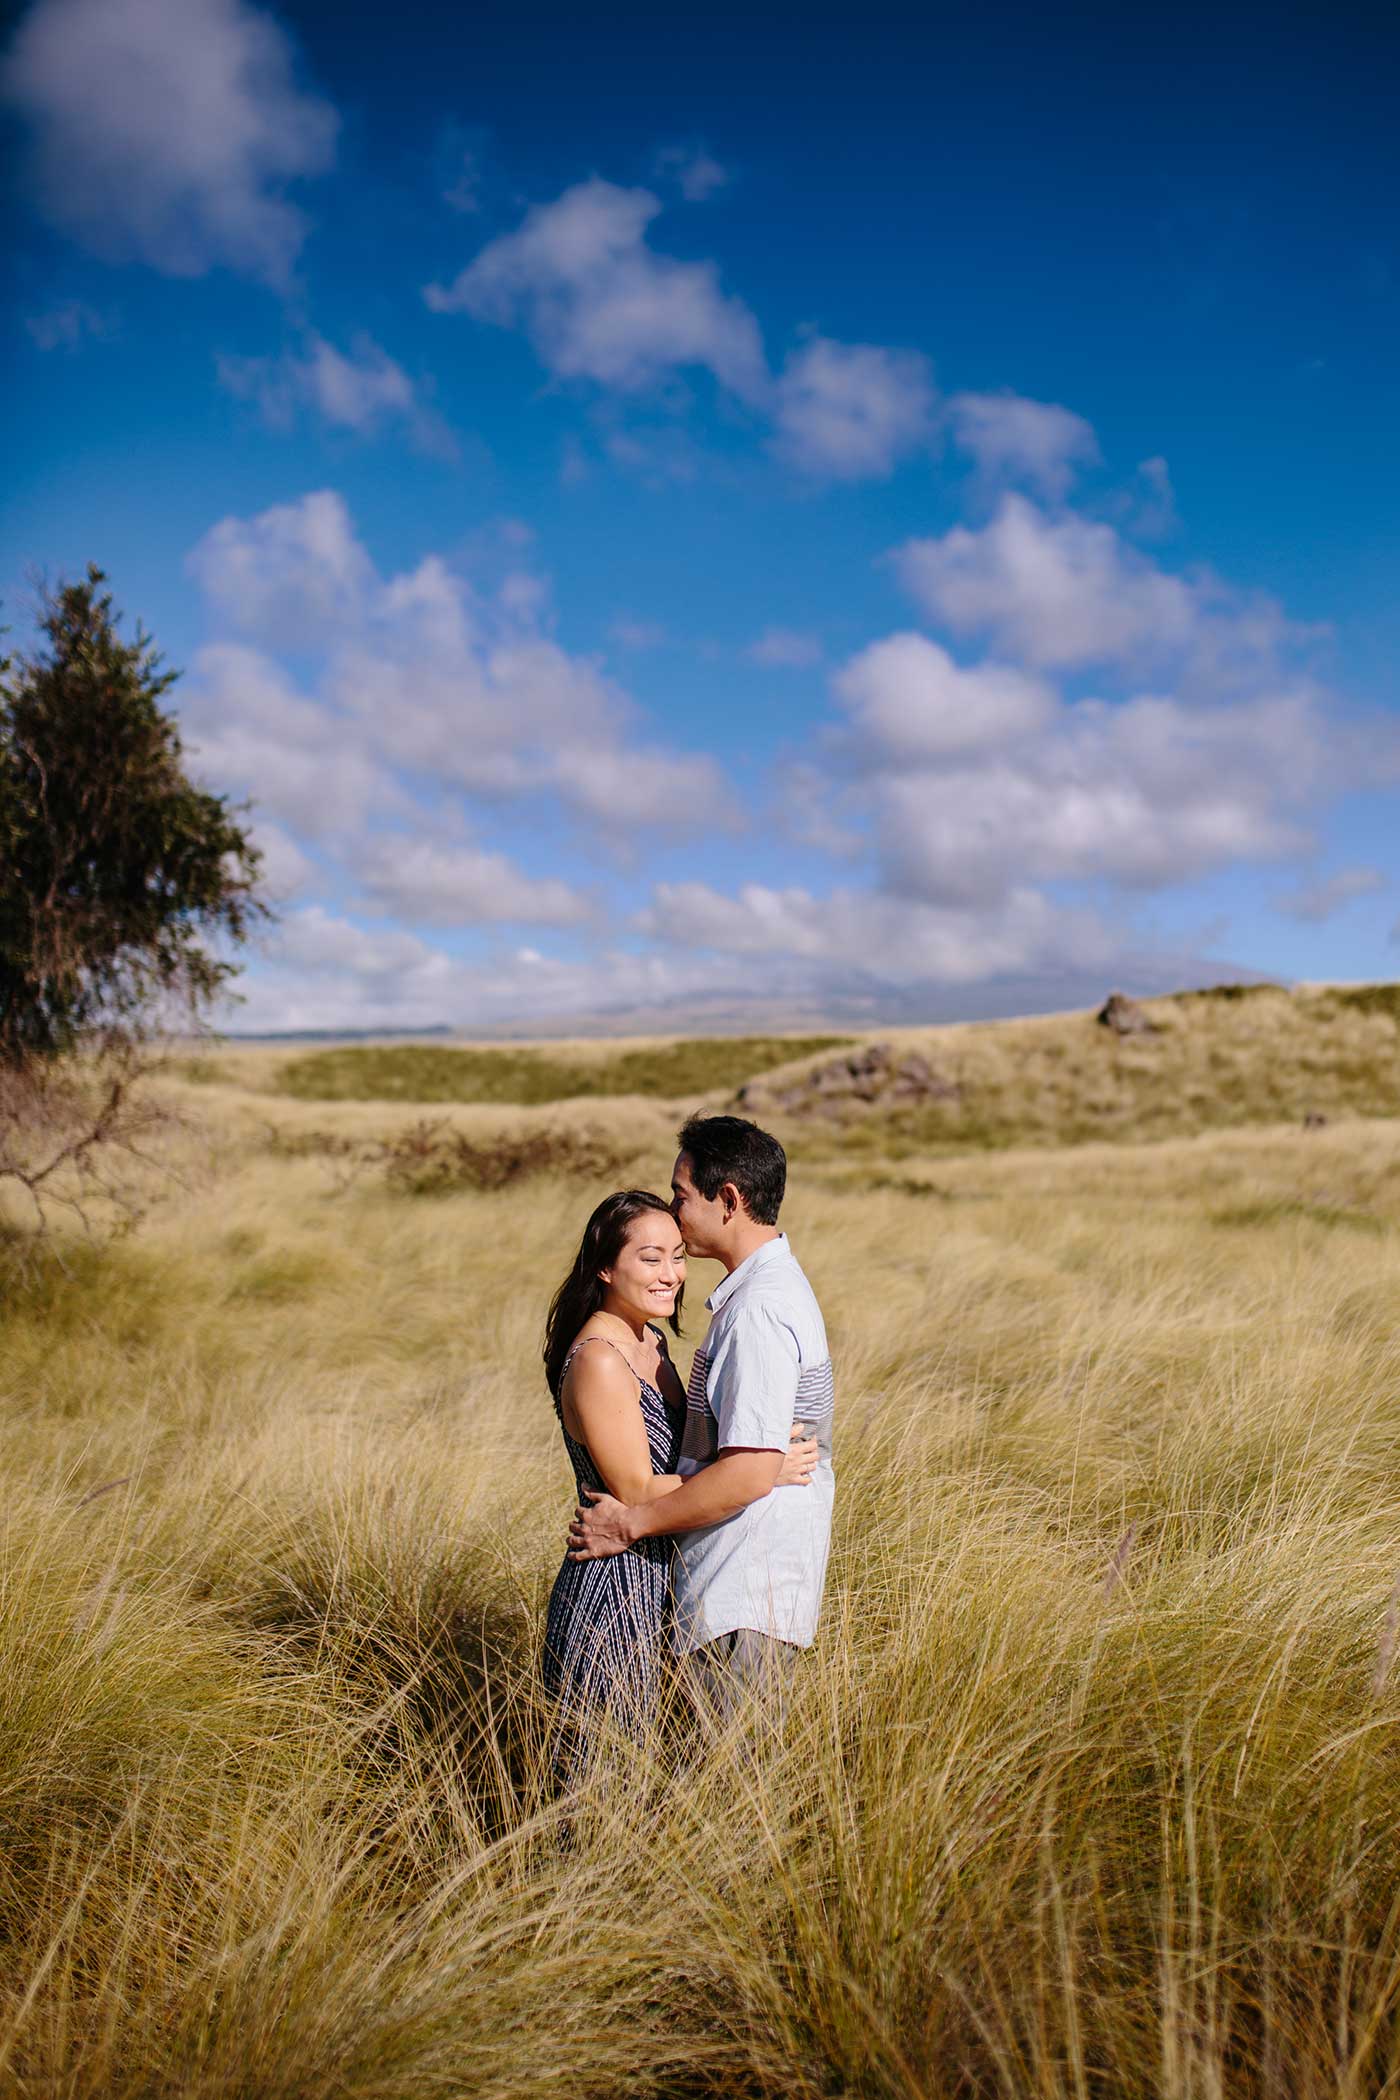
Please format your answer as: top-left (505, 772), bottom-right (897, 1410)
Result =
top-left (1328, 983), bottom-right (1400, 1022)
top-left (1165, 981), bottom-right (1289, 1004)
top-left (275, 1036), bottom-right (852, 1106)
top-left (1211, 1199), bottom-right (1388, 1234)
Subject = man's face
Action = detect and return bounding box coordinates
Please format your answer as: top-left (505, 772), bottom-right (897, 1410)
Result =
top-left (670, 1150), bottom-right (726, 1258)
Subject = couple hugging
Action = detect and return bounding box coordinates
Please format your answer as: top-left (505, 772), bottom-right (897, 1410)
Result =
top-left (542, 1113), bottom-right (835, 1758)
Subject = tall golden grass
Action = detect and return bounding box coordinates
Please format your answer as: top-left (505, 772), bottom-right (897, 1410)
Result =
top-left (5, 1072), bottom-right (1400, 2095)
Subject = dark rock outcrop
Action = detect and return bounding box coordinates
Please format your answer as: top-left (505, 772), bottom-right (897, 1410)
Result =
top-left (1097, 993), bottom-right (1158, 1036)
top-left (736, 1041), bottom-right (961, 1120)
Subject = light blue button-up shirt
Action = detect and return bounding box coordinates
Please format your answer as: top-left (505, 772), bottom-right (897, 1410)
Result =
top-left (671, 1234), bottom-right (835, 1652)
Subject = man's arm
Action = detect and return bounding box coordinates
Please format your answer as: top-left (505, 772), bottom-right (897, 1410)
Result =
top-left (567, 1446), bottom-right (782, 1559)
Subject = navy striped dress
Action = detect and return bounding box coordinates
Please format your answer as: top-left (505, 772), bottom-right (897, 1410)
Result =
top-left (542, 1331), bottom-right (681, 1755)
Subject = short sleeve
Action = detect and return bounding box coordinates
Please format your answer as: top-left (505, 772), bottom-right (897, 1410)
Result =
top-left (707, 1303), bottom-right (800, 1452)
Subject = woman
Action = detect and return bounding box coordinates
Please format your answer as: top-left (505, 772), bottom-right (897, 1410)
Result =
top-left (542, 1189), bottom-right (815, 1760)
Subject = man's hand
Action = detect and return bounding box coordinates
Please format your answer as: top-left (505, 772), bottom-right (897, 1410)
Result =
top-left (567, 1486), bottom-right (637, 1560)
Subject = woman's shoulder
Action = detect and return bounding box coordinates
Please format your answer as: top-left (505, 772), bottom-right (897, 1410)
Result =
top-left (561, 1325), bottom-right (636, 1389)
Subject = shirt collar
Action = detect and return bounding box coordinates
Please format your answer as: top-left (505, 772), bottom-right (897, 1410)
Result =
top-left (706, 1231), bottom-right (790, 1315)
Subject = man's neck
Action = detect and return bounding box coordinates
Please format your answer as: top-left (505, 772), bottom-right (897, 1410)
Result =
top-left (718, 1222), bottom-right (782, 1276)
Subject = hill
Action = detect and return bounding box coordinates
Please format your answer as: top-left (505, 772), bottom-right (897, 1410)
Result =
top-left (180, 983), bottom-right (1400, 1158)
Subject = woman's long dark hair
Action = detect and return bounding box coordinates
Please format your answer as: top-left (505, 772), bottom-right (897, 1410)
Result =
top-left (543, 1189), bottom-right (684, 1399)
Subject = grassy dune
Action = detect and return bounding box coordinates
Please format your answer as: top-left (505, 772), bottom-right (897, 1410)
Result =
top-left (737, 983), bottom-right (1400, 1154)
top-left (6, 1045), bottom-right (1400, 2093)
top-left (264, 1033), bottom-right (852, 1106)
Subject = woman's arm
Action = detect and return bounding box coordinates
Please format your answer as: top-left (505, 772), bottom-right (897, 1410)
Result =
top-left (568, 1447), bottom-right (785, 1559)
top-left (563, 1347), bottom-right (672, 1504)
top-left (564, 1349), bottom-right (818, 1510)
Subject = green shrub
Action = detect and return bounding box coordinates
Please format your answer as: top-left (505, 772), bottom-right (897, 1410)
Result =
top-left (1329, 983), bottom-right (1400, 1021)
top-left (376, 1120), bottom-right (630, 1195)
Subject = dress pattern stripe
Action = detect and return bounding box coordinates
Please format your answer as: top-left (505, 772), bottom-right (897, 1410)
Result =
top-left (542, 1333), bottom-right (680, 1761)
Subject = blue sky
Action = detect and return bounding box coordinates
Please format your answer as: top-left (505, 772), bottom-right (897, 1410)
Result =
top-left (3, 0), bottom-right (1398, 1032)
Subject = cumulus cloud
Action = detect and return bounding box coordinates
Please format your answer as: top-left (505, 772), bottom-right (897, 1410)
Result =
top-left (808, 574), bottom-right (1394, 917)
top-left (183, 641), bottom-right (398, 837)
top-left (184, 488), bottom-right (731, 847)
top-left (871, 696), bottom-right (1317, 908)
top-left (833, 633), bottom-right (1054, 761)
top-left (948, 390), bottom-right (1100, 499)
top-left (1275, 866), bottom-right (1386, 924)
top-left (187, 489), bottom-right (375, 645)
top-left (637, 879), bottom-right (1121, 987)
top-left (217, 332), bottom-right (455, 454)
top-left (425, 177), bottom-right (767, 399)
top-left (773, 336), bottom-right (935, 479)
top-left (424, 179), bottom-right (945, 485)
top-left (892, 494), bottom-right (1309, 684)
top-left (358, 839), bottom-right (594, 927)
top-left (1, 0), bottom-right (337, 283)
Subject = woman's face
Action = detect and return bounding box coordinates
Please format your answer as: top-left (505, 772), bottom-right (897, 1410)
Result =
top-left (600, 1210), bottom-right (687, 1324)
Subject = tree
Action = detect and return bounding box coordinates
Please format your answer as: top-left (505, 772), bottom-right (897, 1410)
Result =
top-left (0, 568), bottom-right (267, 1228)
top-left (0, 567), bottom-right (265, 1065)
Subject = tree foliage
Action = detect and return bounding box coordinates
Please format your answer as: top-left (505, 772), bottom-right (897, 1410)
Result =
top-left (0, 567), bottom-right (265, 1068)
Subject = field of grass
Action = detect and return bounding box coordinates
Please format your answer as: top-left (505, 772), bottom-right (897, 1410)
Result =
top-left (6, 1028), bottom-right (1400, 2095)
top-left (267, 1033), bottom-right (852, 1106)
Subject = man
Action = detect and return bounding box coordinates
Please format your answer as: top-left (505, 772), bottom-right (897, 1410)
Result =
top-left (567, 1113), bottom-right (835, 1716)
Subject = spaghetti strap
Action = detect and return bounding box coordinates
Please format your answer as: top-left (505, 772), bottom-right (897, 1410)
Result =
top-left (559, 1332), bottom-right (643, 1386)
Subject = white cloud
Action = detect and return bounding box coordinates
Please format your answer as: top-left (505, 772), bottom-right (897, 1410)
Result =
top-left (24, 299), bottom-right (110, 349)
top-left (948, 390), bottom-right (1099, 499)
top-left (2, 0), bottom-right (337, 284)
top-left (187, 490), bottom-right (375, 645)
top-left (249, 820), bottom-right (315, 900)
top-left (425, 177), bottom-right (767, 399)
top-left (562, 741), bottom-right (734, 833)
top-left (359, 839), bottom-right (593, 927)
top-left (894, 495), bottom-right (1195, 671)
top-left (875, 719), bottom-right (1310, 907)
top-left (773, 336), bottom-right (935, 479)
top-left (184, 489), bottom-right (732, 849)
top-left (892, 495), bottom-right (1306, 682)
top-left (1275, 866), bottom-right (1386, 924)
top-left (217, 332), bottom-right (455, 454)
top-left (653, 144), bottom-right (730, 201)
top-left (747, 627), bottom-right (823, 668)
top-left (817, 591), bottom-right (1383, 916)
top-left (183, 642), bottom-right (397, 838)
top-left (424, 177), bottom-right (941, 485)
top-left (833, 633), bottom-right (1053, 761)
top-left (637, 879), bottom-right (1120, 987)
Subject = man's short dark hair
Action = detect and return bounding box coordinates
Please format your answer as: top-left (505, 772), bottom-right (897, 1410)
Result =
top-left (677, 1114), bottom-right (786, 1226)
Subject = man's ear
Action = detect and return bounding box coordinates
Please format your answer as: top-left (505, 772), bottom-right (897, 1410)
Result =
top-left (720, 1180), bottom-right (742, 1222)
